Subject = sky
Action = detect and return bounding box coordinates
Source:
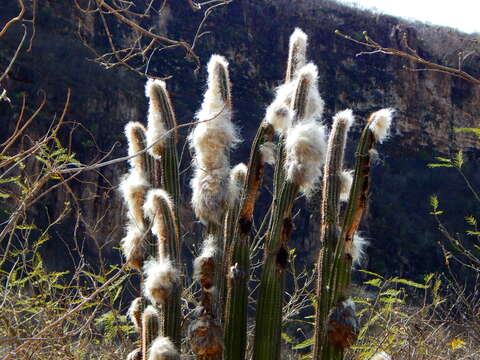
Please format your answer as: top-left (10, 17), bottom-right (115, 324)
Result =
top-left (338, 0), bottom-right (480, 34)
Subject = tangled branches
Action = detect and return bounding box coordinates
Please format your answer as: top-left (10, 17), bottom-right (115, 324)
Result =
top-left (75, 0), bottom-right (232, 79)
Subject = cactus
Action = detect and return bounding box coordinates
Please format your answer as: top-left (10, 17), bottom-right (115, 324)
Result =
top-left (119, 28), bottom-right (393, 360)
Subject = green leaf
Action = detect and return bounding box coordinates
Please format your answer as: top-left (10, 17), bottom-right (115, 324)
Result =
top-left (33, 233), bottom-right (50, 248)
top-left (427, 163), bottom-right (453, 168)
top-left (292, 337), bottom-right (313, 350)
top-left (424, 273), bottom-right (435, 284)
top-left (454, 127), bottom-right (480, 138)
top-left (364, 278), bottom-right (382, 287)
top-left (379, 297), bottom-right (403, 304)
top-left (282, 333), bottom-right (294, 344)
top-left (16, 224), bottom-right (38, 230)
top-left (82, 270), bottom-right (106, 284)
top-left (429, 197), bottom-right (444, 214)
top-left (0, 192), bottom-right (10, 198)
top-left (0, 176), bottom-right (21, 184)
top-left (465, 216), bottom-right (477, 226)
top-left (449, 338), bottom-right (466, 351)
top-left (112, 286), bottom-right (122, 302)
top-left (453, 151), bottom-right (463, 168)
top-left (359, 270), bottom-right (384, 279)
top-left (434, 157), bottom-right (451, 163)
top-left (380, 289), bottom-right (401, 297)
top-left (389, 277), bottom-right (428, 289)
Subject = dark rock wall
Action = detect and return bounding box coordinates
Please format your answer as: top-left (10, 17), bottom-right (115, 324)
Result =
top-left (1, 0), bottom-right (479, 277)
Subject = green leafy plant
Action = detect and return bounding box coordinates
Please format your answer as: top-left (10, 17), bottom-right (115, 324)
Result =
top-left (428, 127), bottom-right (480, 270)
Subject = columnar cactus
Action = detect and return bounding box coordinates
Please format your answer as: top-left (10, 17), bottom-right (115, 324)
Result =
top-left (119, 28), bottom-right (393, 360)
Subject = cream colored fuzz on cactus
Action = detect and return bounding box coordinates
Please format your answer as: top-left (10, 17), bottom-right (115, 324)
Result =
top-left (339, 169), bottom-right (353, 202)
top-left (292, 63), bottom-right (325, 121)
top-left (127, 297), bottom-right (143, 332)
top-left (193, 234), bottom-right (217, 283)
top-left (229, 163), bottom-right (247, 202)
top-left (332, 108), bottom-right (355, 132)
top-left (369, 351), bottom-right (392, 360)
top-left (145, 79), bottom-right (169, 159)
top-left (284, 120), bottom-right (328, 195)
top-left (259, 141), bottom-right (276, 165)
top-left (369, 108), bottom-right (395, 143)
top-left (143, 258), bottom-right (180, 305)
top-left (125, 121), bottom-right (148, 172)
top-left (143, 188), bottom-right (175, 246)
top-left (148, 337), bottom-right (180, 360)
top-left (119, 171), bottom-right (149, 231)
top-left (142, 305), bottom-right (160, 326)
top-left (121, 225), bottom-right (144, 271)
top-left (190, 124), bottom-right (236, 169)
top-left (265, 88), bottom-right (295, 133)
top-left (189, 54), bottom-right (240, 225)
top-left (126, 348), bottom-right (142, 360)
top-left (352, 233), bottom-right (369, 266)
top-left (190, 166), bottom-right (231, 225)
top-left (286, 27), bottom-right (308, 81)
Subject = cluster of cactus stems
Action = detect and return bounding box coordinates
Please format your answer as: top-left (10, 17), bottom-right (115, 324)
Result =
top-left (119, 28), bottom-right (393, 360)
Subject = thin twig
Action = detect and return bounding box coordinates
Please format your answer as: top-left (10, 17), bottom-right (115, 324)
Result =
top-left (0, 0), bottom-right (25, 37)
top-left (336, 30), bottom-right (480, 86)
top-left (0, 25), bottom-right (27, 85)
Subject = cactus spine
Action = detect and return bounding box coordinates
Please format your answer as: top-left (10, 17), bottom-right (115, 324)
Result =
top-left (119, 28), bottom-right (393, 360)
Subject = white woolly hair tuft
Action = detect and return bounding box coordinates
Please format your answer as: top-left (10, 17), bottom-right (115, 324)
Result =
top-left (143, 188), bottom-right (174, 221)
top-left (190, 166), bottom-right (230, 225)
top-left (284, 120), bottom-right (328, 195)
top-left (339, 170), bottom-right (353, 202)
top-left (229, 163), bottom-right (248, 203)
top-left (369, 351), bottom-right (392, 360)
top-left (127, 297), bottom-right (142, 331)
top-left (145, 79), bottom-right (169, 159)
top-left (286, 28), bottom-right (308, 81)
top-left (332, 109), bottom-right (355, 132)
top-left (143, 258), bottom-right (180, 305)
top-left (197, 54), bottom-right (232, 116)
top-left (369, 108), bottom-right (394, 143)
top-left (119, 171), bottom-right (149, 231)
top-left (142, 305), bottom-right (160, 325)
top-left (259, 141), bottom-right (276, 165)
top-left (125, 121), bottom-right (147, 171)
top-left (352, 233), bottom-right (369, 266)
top-left (193, 234), bottom-right (217, 281)
top-left (148, 336), bottom-right (180, 360)
top-left (188, 55), bottom-right (240, 225)
top-left (343, 297), bottom-right (356, 311)
top-left (231, 162), bottom-right (248, 183)
top-left (142, 189), bottom-right (174, 246)
top-left (207, 54), bottom-right (229, 88)
top-left (121, 225), bottom-right (144, 270)
top-left (265, 100), bottom-right (294, 133)
top-left (126, 348), bottom-right (141, 360)
top-left (293, 63), bottom-right (325, 121)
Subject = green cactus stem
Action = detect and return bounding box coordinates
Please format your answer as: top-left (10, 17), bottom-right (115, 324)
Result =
top-left (312, 111), bottom-right (353, 359)
top-left (147, 82), bottom-right (182, 260)
top-left (142, 306), bottom-right (160, 360)
top-left (223, 122), bottom-right (274, 360)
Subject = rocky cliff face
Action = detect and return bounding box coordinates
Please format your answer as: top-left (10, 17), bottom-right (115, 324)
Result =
top-left (1, 0), bottom-right (479, 277)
